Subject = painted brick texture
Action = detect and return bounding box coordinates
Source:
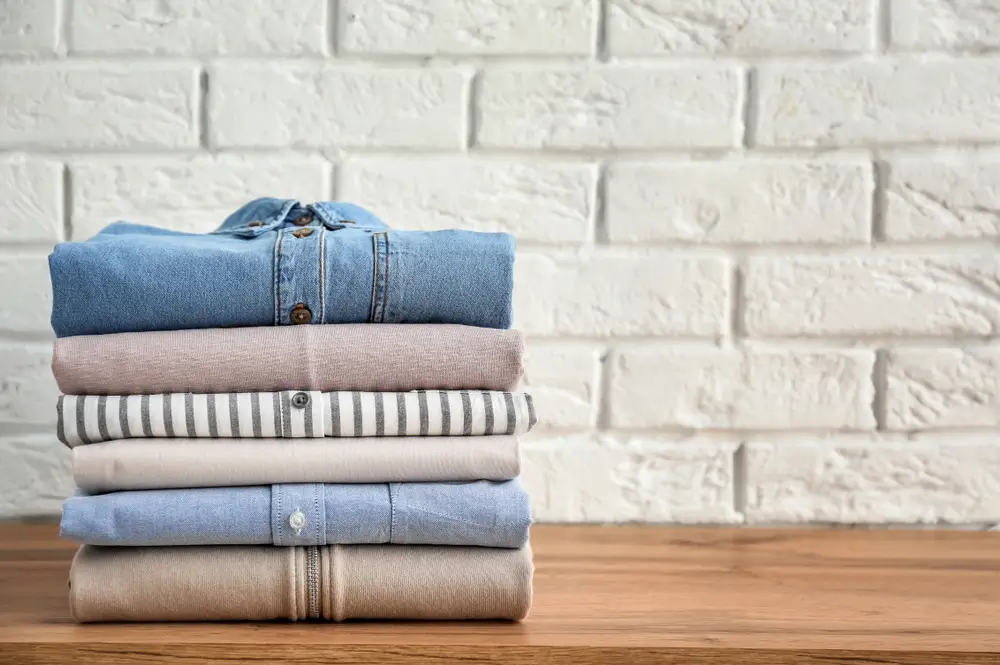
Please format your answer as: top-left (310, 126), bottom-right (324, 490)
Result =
top-left (0, 0), bottom-right (998, 527)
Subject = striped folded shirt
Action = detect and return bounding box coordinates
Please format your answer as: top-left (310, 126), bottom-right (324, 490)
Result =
top-left (58, 390), bottom-right (535, 447)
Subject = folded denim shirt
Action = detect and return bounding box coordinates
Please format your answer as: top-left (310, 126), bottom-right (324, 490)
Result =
top-left (58, 390), bottom-right (536, 447)
top-left (70, 543), bottom-right (533, 622)
top-left (61, 480), bottom-right (531, 548)
top-left (49, 198), bottom-right (515, 337)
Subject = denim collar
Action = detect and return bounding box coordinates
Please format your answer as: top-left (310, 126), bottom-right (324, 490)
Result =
top-left (212, 198), bottom-right (389, 236)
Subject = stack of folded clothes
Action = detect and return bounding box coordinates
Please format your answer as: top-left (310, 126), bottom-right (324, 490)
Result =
top-left (50, 198), bottom-right (536, 622)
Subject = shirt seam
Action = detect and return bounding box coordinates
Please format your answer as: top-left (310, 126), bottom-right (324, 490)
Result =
top-left (368, 232), bottom-right (390, 323)
top-left (274, 483), bottom-right (283, 546)
top-left (368, 233), bottom-right (379, 322)
top-left (313, 484), bottom-right (322, 546)
top-left (388, 482), bottom-right (396, 544)
top-left (381, 232), bottom-right (390, 323)
top-left (272, 229), bottom-right (284, 325)
top-left (318, 227), bottom-right (327, 324)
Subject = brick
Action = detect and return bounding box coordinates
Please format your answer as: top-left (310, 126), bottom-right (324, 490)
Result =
top-left (339, 159), bottom-right (594, 242)
top-left (757, 59), bottom-right (1000, 147)
top-left (210, 64), bottom-right (468, 149)
top-left (0, 255), bottom-right (51, 333)
top-left (522, 434), bottom-right (739, 523)
top-left (515, 251), bottom-right (729, 336)
top-left (522, 343), bottom-right (601, 430)
top-left (745, 437), bottom-right (1000, 523)
top-left (0, 435), bottom-right (73, 519)
top-left (477, 66), bottom-right (740, 149)
top-left (886, 155), bottom-right (1000, 241)
top-left (0, 0), bottom-right (58, 55)
top-left (0, 156), bottom-right (62, 243)
top-left (0, 64), bottom-right (198, 149)
top-left (341, 0), bottom-right (591, 54)
top-left (610, 346), bottom-right (876, 430)
top-left (887, 348), bottom-right (1000, 430)
top-left (71, 0), bottom-right (325, 55)
top-left (607, 160), bottom-right (871, 244)
top-left (744, 254), bottom-right (1000, 337)
top-left (0, 344), bottom-right (56, 427)
top-left (891, 0), bottom-right (1000, 50)
top-left (608, 0), bottom-right (872, 55)
top-left (71, 156), bottom-right (330, 237)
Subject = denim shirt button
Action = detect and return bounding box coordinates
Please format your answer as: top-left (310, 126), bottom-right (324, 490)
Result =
top-left (291, 392), bottom-right (310, 409)
top-left (247, 221), bottom-right (264, 227)
top-left (293, 215), bottom-right (313, 227)
top-left (291, 227), bottom-right (313, 238)
top-left (289, 303), bottom-right (312, 324)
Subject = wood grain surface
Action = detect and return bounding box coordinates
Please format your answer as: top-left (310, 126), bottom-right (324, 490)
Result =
top-left (1, 523), bottom-right (999, 664)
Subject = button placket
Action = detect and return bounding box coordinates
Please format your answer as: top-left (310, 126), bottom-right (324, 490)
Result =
top-left (275, 224), bottom-right (324, 326)
top-left (271, 484), bottom-right (326, 546)
top-left (369, 232), bottom-right (390, 323)
top-left (278, 390), bottom-right (324, 438)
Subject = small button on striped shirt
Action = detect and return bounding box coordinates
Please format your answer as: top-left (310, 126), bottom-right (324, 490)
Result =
top-left (57, 390), bottom-right (536, 447)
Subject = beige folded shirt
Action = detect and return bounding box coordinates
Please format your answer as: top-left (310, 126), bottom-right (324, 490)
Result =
top-left (70, 543), bottom-right (533, 622)
top-left (73, 436), bottom-right (521, 492)
top-left (54, 324), bottom-right (524, 395)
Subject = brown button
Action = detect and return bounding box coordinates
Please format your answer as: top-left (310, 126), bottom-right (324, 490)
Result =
top-left (290, 303), bottom-right (312, 325)
top-left (292, 228), bottom-right (313, 238)
top-left (247, 221), bottom-right (265, 227)
top-left (294, 215), bottom-right (313, 227)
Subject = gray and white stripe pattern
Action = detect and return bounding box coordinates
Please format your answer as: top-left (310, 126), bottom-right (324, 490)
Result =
top-left (58, 390), bottom-right (535, 447)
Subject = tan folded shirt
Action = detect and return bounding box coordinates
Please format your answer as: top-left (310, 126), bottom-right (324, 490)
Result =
top-left (73, 436), bottom-right (521, 492)
top-left (53, 324), bottom-right (524, 395)
top-left (70, 543), bottom-right (533, 622)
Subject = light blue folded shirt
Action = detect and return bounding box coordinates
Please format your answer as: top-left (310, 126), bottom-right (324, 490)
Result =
top-left (60, 480), bottom-right (531, 548)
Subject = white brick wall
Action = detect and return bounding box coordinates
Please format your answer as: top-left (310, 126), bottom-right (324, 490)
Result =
top-left (1, 0), bottom-right (998, 526)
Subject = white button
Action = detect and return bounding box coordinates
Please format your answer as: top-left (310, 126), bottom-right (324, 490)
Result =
top-left (288, 511), bottom-right (307, 531)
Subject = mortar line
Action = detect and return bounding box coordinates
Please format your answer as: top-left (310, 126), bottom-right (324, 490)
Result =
top-left (464, 71), bottom-right (480, 151)
top-left (593, 162), bottom-right (608, 244)
top-left (0, 330), bottom-right (57, 343)
top-left (62, 164), bottom-right (72, 242)
top-left (733, 443), bottom-right (747, 520)
top-left (877, 0), bottom-right (892, 52)
top-left (595, 0), bottom-right (609, 61)
top-left (328, 0), bottom-right (339, 55)
top-left (595, 345), bottom-right (614, 430)
top-left (11, 143), bottom-right (1000, 159)
top-left (871, 157), bottom-right (889, 244)
top-left (328, 159), bottom-right (339, 200)
top-left (728, 260), bottom-right (746, 349)
top-left (197, 69), bottom-right (210, 150)
top-left (58, 0), bottom-right (72, 55)
top-left (873, 349), bottom-right (889, 431)
top-left (740, 67), bottom-right (758, 149)
top-left (23, 51), bottom-right (1000, 65)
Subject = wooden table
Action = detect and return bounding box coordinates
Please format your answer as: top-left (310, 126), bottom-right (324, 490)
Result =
top-left (1, 524), bottom-right (998, 664)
